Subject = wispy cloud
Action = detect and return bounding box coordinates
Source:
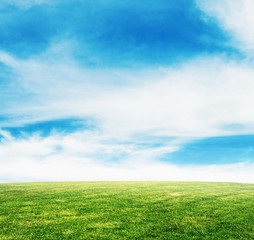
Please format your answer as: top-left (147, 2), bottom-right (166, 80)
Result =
top-left (1, 51), bottom-right (254, 137)
top-left (197, 0), bottom-right (254, 54)
top-left (0, 130), bottom-right (253, 183)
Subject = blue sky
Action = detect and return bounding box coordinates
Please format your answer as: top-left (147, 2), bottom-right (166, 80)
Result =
top-left (0, 0), bottom-right (239, 65)
top-left (0, 0), bottom-right (254, 183)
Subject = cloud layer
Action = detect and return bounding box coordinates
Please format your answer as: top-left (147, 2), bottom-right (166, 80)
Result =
top-left (1, 130), bottom-right (253, 183)
top-left (2, 52), bottom-right (254, 137)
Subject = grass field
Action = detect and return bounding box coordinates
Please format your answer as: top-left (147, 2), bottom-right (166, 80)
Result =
top-left (0, 182), bottom-right (253, 239)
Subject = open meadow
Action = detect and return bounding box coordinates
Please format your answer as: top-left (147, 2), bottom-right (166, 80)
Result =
top-left (0, 182), bottom-right (253, 239)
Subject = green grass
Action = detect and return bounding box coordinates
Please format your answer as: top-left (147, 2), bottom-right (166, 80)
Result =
top-left (0, 182), bottom-right (253, 239)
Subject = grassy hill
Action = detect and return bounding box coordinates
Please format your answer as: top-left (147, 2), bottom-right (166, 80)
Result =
top-left (0, 182), bottom-right (253, 239)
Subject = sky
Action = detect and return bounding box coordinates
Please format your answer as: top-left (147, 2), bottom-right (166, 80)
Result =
top-left (1, 0), bottom-right (254, 183)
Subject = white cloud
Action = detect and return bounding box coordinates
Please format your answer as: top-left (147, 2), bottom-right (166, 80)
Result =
top-left (0, 130), bottom-right (180, 164)
top-left (197, 0), bottom-right (254, 53)
top-left (1, 51), bottom-right (254, 138)
top-left (94, 58), bottom-right (254, 137)
top-left (2, 159), bottom-right (254, 183)
top-left (0, 131), bottom-right (253, 183)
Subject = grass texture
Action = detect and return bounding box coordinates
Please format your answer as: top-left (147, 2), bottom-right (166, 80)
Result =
top-left (0, 182), bottom-right (253, 239)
